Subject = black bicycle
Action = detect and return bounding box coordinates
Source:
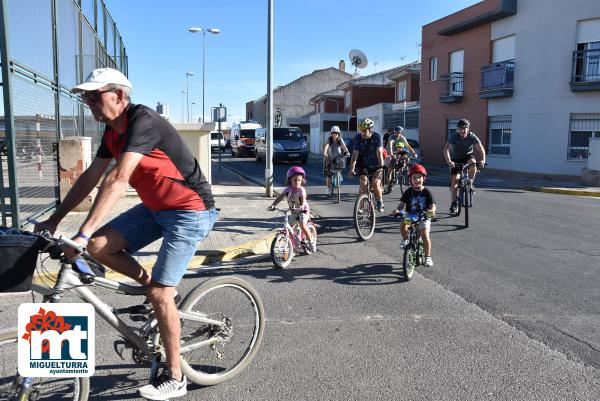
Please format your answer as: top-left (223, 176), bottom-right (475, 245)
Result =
top-left (393, 210), bottom-right (427, 280)
top-left (384, 151), bottom-right (413, 194)
top-left (353, 167), bottom-right (384, 240)
top-left (452, 162), bottom-right (483, 228)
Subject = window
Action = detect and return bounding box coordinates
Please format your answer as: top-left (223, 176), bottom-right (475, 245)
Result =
top-left (488, 115), bottom-right (512, 155)
top-left (575, 19), bottom-right (600, 82)
top-left (397, 80), bottom-right (407, 102)
top-left (569, 113), bottom-right (600, 159)
top-left (429, 57), bottom-right (438, 81)
top-left (446, 119), bottom-right (459, 142)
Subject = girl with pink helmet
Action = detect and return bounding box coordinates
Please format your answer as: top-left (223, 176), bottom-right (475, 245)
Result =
top-left (268, 166), bottom-right (315, 252)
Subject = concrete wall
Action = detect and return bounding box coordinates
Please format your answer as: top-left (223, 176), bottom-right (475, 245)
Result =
top-left (309, 112), bottom-right (350, 154)
top-left (357, 103), bottom-right (394, 135)
top-left (172, 123), bottom-right (212, 184)
top-left (489, 0), bottom-right (600, 176)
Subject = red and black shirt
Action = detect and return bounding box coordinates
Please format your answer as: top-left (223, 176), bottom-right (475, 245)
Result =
top-left (96, 104), bottom-right (215, 211)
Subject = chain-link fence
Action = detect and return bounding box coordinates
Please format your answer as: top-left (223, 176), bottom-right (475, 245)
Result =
top-left (0, 0), bottom-right (127, 227)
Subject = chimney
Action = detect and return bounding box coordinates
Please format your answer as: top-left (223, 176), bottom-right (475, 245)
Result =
top-left (339, 60), bottom-right (345, 72)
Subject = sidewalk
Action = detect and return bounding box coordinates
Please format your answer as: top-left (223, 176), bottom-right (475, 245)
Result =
top-left (45, 164), bottom-right (276, 281)
top-left (417, 163), bottom-right (600, 197)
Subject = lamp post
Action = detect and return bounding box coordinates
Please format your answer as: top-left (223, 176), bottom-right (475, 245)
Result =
top-left (185, 72), bottom-right (194, 122)
top-left (188, 27), bottom-right (220, 124)
top-left (191, 101), bottom-right (196, 122)
top-left (181, 90), bottom-right (187, 122)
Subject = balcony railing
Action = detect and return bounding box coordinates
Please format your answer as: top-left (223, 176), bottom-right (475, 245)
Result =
top-left (479, 60), bottom-right (514, 98)
top-left (439, 72), bottom-right (463, 103)
top-left (570, 48), bottom-right (600, 91)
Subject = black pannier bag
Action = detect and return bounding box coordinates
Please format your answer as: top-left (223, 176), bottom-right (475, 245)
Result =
top-left (0, 228), bottom-right (47, 292)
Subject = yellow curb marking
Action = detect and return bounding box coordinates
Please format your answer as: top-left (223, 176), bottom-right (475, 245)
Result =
top-left (536, 188), bottom-right (600, 197)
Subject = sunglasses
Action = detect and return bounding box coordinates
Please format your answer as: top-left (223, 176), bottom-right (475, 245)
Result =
top-left (81, 88), bottom-right (118, 103)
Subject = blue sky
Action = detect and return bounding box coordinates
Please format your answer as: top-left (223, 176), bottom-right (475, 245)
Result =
top-left (103, 0), bottom-right (480, 123)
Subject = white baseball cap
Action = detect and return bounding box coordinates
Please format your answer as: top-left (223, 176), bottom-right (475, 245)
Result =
top-left (330, 125), bottom-right (341, 133)
top-left (71, 68), bottom-right (132, 93)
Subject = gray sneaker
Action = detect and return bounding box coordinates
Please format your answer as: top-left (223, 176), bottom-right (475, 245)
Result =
top-left (138, 369), bottom-right (187, 400)
top-left (423, 257), bottom-right (433, 267)
top-left (400, 239), bottom-right (409, 249)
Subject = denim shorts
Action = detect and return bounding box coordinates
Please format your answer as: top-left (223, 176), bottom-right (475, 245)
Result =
top-left (108, 204), bottom-right (219, 286)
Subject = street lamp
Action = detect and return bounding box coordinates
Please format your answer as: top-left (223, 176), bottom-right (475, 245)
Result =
top-left (185, 72), bottom-right (194, 122)
top-left (191, 101), bottom-right (196, 122)
top-left (181, 90), bottom-right (187, 122)
top-left (188, 27), bottom-right (220, 124)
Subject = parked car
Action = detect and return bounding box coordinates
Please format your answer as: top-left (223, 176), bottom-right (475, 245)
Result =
top-left (255, 127), bottom-right (309, 164)
top-left (210, 131), bottom-right (225, 152)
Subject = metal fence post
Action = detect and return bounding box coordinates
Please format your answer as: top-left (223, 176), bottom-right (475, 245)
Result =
top-left (0, 0), bottom-right (21, 227)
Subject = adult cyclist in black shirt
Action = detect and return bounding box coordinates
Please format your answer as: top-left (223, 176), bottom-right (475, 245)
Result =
top-left (443, 118), bottom-right (486, 215)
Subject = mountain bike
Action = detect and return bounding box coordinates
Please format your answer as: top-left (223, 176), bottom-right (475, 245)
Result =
top-left (353, 167), bottom-right (384, 241)
top-left (327, 154), bottom-right (347, 203)
top-left (384, 152), bottom-right (413, 195)
top-left (394, 211), bottom-right (427, 281)
top-left (451, 162), bottom-right (483, 228)
top-left (269, 207), bottom-right (318, 268)
top-left (0, 228), bottom-right (265, 401)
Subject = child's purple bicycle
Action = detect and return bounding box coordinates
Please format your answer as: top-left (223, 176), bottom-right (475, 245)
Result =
top-left (269, 207), bottom-right (318, 268)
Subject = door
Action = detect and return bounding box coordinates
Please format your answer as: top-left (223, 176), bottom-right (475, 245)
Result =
top-left (449, 50), bottom-right (464, 95)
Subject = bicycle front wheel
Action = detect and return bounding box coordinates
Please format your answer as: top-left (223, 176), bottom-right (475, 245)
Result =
top-left (402, 244), bottom-right (417, 281)
top-left (336, 172), bottom-right (341, 203)
top-left (354, 194), bottom-right (376, 240)
top-left (463, 186), bottom-right (469, 228)
top-left (270, 232), bottom-right (294, 268)
top-left (180, 276), bottom-right (265, 386)
top-left (0, 330), bottom-right (90, 401)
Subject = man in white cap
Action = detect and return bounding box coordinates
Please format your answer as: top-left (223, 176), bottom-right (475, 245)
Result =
top-left (35, 68), bottom-right (218, 400)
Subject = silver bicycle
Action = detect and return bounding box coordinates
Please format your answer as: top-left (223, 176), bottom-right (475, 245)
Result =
top-left (0, 229), bottom-right (265, 401)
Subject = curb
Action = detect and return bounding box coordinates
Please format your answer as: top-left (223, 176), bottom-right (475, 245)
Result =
top-left (524, 187), bottom-right (600, 197)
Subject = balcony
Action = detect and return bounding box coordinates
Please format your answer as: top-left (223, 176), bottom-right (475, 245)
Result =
top-left (479, 61), bottom-right (514, 98)
top-left (439, 72), bottom-right (463, 103)
top-left (570, 48), bottom-right (600, 92)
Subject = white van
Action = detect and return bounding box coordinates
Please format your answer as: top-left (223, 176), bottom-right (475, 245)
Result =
top-left (230, 121), bottom-right (262, 157)
top-left (210, 131), bottom-right (225, 151)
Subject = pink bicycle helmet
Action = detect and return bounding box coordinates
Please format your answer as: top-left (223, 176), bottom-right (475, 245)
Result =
top-left (287, 166), bottom-right (306, 179)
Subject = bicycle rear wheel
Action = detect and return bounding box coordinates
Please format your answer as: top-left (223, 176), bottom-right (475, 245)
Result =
top-left (179, 276), bottom-right (265, 386)
top-left (0, 330), bottom-right (90, 401)
top-left (399, 172), bottom-right (407, 194)
top-left (402, 244), bottom-right (417, 281)
top-left (270, 232), bottom-right (294, 268)
top-left (354, 194), bottom-right (376, 240)
top-left (305, 223), bottom-right (318, 254)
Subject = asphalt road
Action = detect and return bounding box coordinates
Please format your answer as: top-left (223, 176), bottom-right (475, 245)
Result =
top-left (219, 152), bottom-right (600, 370)
top-left (1, 153), bottom-right (598, 400)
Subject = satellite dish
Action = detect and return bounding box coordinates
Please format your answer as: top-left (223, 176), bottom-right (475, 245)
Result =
top-left (349, 49), bottom-right (368, 76)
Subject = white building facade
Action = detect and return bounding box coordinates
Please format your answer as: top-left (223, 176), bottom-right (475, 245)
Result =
top-left (487, 0), bottom-right (600, 176)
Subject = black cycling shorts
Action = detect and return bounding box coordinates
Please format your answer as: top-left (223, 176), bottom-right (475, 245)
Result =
top-left (450, 155), bottom-right (476, 175)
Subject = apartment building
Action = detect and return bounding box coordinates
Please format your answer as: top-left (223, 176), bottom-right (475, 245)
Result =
top-left (420, 0), bottom-right (600, 177)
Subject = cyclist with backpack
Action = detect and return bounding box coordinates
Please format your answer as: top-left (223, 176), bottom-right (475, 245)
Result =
top-left (392, 164), bottom-right (436, 267)
top-left (443, 118), bottom-right (486, 215)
